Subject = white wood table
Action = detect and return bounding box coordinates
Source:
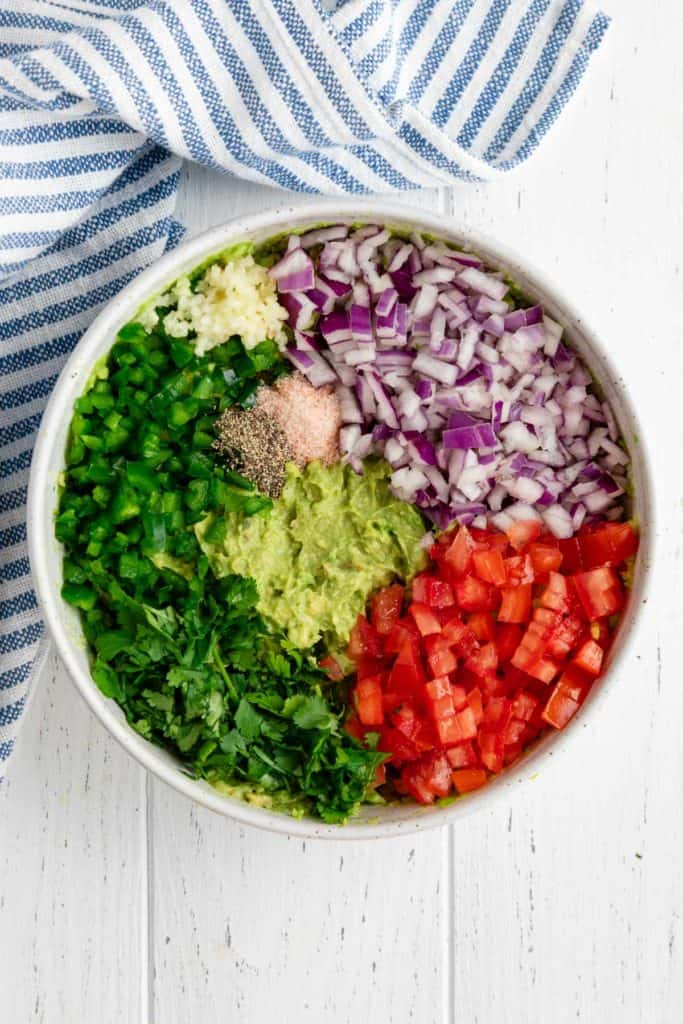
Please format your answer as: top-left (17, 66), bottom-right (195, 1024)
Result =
top-left (2, 3), bottom-right (681, 1020)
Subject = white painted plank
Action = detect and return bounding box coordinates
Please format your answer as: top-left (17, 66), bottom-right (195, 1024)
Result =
top-left (0, 650), bottom-right (147, 1023)
top-left (150, 786), bottom-right (447, 1024)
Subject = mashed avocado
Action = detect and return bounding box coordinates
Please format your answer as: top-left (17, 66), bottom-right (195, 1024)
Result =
top-left (196, 459), bottom-right (427, 652)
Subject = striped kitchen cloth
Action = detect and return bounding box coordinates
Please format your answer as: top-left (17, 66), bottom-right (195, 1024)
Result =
top-left (0, 0), bottom-right (610, 771)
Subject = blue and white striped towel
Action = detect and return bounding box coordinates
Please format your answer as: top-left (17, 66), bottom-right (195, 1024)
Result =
top-left (0, 0), bottom-right (609, 771)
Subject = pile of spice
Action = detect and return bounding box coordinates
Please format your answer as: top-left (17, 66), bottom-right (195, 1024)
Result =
top-left (256, 373), bottom-right (341, 466)
top-left (214, 407), bottom-right (293, 498)
top-left (214, 373), bottom-right (342, 498)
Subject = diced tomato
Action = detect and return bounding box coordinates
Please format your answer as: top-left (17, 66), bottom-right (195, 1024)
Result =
top-left (384, 617), bottom-right (419, 654)
top-left (579, 521), bottom-right (638, 570)
top-left (466, 687), bottom-right (483, 724)
top-left (452, 768), bottom-right (488, 793)
top-left (503, 554), bottom-right (535, 587)
top-left (467, 611), bottom-right (495, 643)
top-left (423, 635), bottom-right (458, 678)
top-left (542, 685), bottom-right (580, 729)
top-left (504, 718), bottom-right (526, 746)
top-left (465, 642), bottom-right (498, 678)
top-left (422, 577), bottom-right (455, 608)
top-left (355, 656), bottom-right (386, 681)
top-left (344, 714), bottom-right (365, 741)
top-left (441, 617), bottom-right (479, 656)
top-left (506, 519), bottom-right (542, 552)
top-left (388, 639), bottom-right (425, 694)
top-left (425, 676), bottom-right (463, 746)
top-left (347, 614), bottom-right (383, 660)
top-left (545, 614), bottom-right (584, 660)
top-left (400, 752), bottom-right (452, 803)
top-left (511, 690), bottom-right (539, 723)
top-left (443, 525), bottom-right (475, 575)
top-left (525, 657), bottom-right (560, 685)
top-left (371, 584), bottom-right (404, 636)
top-left (409, 602), bottom-right (442, 637)
top-left (454, 575), bottom-right (499, 612)
top-left (447, 742), bottom-right (478, 769)
top-left (319, 655), bottom-right (344, 681)
top-left (412, 574), bottom-right (455, 608)
top-left (529, 542), bottom-right (563, 579)
top-left (573, 567), bottom-right (623, 620)
top-left (503, 742), bottom-right (524, 765)
top-left (555, 663), bottom-right (592, 703)
top-left (479, 730), bottom-right (505, 772)
top-left (355, 675), bottom-right (384, 727)
top-left (496, 623), bottom-right (523, 663)
top-left (557, 536), bottom-right (584, 573)
top-left (498, 583), bottom-right (532, 623)
top-left (379, 727), bottom-right (418, 765)
top-left (349, 520), bottom-right (632, 806)
top-left (373, 761), bottom-right (387, 787)
top-left (482, 697), bottom-right (513, 733)
top-left (540, 572), bottom-right (574, 615)
top-left (473, 548), bottom-right (507, 587)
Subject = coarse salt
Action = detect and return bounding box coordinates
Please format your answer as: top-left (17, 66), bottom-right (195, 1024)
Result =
top-left (257, 373), bottom-right (341, 467)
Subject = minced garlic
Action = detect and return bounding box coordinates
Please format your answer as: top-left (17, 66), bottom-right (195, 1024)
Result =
top-left (160, 254), bottom-right (288, 355)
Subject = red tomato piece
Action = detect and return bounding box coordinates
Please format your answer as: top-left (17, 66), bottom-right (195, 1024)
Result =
top-left (425, 676), bottom-right (463, 747)
top-left (355, 656), bottom-right (386, 681)
top-left (479, 730), bottom-right (505, 772)
top-left (424, 578), bottom-right (455, 608)
top-left (424, 635), bottom-right (458, 678)
top-left (468, 611), bottom-right (495, 643)
top-left (540, 572), bottom-right (574, 615)
top-left (557, 536), bottom-right (584, 573)
top-left (452, 768), bottom-right (488, 793)
top-left (466, 687), bottom-right (483, 724)
top-left (506, 519), bottom-right (542, 552)
top-left (529, 542), bottom-right (563, 579)
top-left (447, 743), bottom-right (479, 769)
top-left (525, 657), bottom-right (560, 684)
top-left (498, 583), bottom-right (532, 623)
top-left (443, 525), bottom-right (475, 575)
top-left (400, 752), bottom-right (452, 803)
top-left (384, 617), bottom-right (419, 655)
top-left (482, 696), bottom-right (513, 733)
top-left (503, 554), bottom-right (535, 587)
top-left (454, 575), bottom-right (499, 612)
top-left (545, 614), bottom-right (584, 660)
top-left (473, 548), bottom-right (507, 587)
top-left (496, 623), bottom-right (523, 663)
top-left (388, 640), bottom-right (425, 694)
top-left (347, 614), bottom-right (383, 660)
top-left (511, 690), bottom-right (539, 722)
top-left (319, 655), bottom-right (344, 681)
top-left (409, 601), bottom-right (442, 637)
top-left (465, 642), bottom-right (498, 678)
top-left (542, 685), bottom-right (580, 729)
top-left (555, 663), bottom-right (592, 703)
top-left (344, 714), bottom-right (365, 741)
top-left (573, 567), bottom-right (623, 620)
top-left (504, 718), bottom-right (527, 746)
top-left (579, 521), bottom-right (638, 570)
top-left (441, 617), bottom-right (479, 657)
top-left (355, 676), bottom-right (384, 727)
top-left (456, 706), bottom-right (478, 741)
top-left (371, 584), bottom-right (404, 636)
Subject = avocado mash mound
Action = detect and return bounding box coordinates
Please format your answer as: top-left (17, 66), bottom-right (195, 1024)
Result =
top-left (196, 460), bottom-right (427, 652)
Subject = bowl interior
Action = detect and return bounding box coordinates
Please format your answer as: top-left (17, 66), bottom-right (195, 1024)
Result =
top-left (28, 202), bottom-right (653, 839)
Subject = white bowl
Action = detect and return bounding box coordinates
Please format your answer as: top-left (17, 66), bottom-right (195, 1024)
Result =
top-left (28, 200), bottom-right (653, 840)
